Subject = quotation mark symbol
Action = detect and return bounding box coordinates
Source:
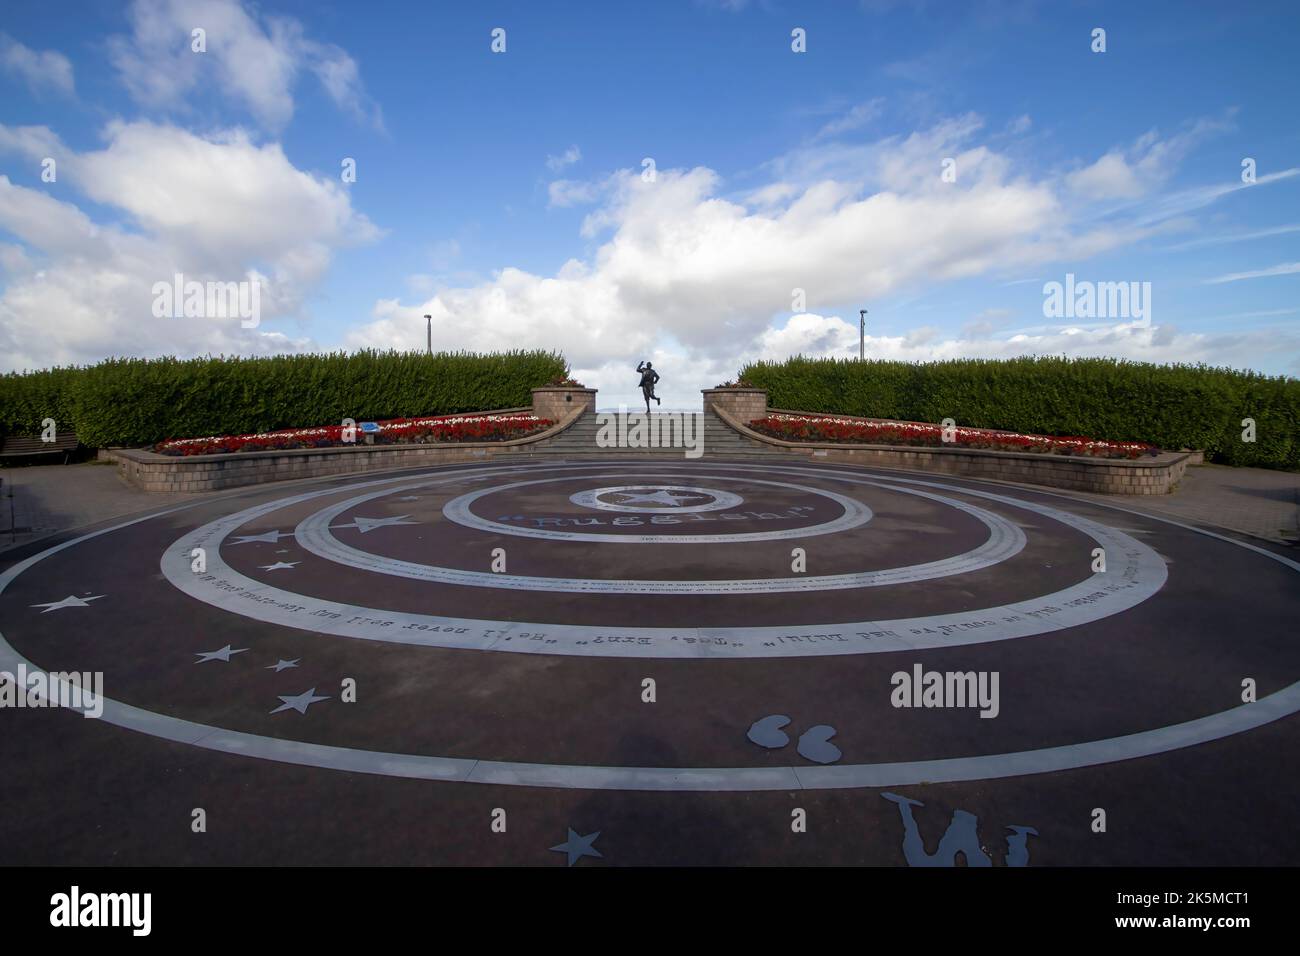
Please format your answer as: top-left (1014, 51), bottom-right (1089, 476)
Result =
top-left (746, 714), bottom-right (842, 764)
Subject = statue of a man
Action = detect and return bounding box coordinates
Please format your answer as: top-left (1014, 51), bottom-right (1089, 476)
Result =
top-left (636, 361), bottom-right (661, 413)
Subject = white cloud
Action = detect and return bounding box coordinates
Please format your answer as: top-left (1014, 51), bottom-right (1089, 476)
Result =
top-left (548, 175), bottom-right (613, 208)
top-left (1165, 223), bottom-right (1300, 252)
top-left (694, 0), bottom-right (751, 10)
top-left (1067, 118), bottom-right (1230, 201)
top-left (815, 99), bottom-right (884, 140)
top-left (546, 145), bottom-right (582, 172)
top-left (1068, 151), bottom-right (1146, 201)
top-left (344, 108), bottom-right (1294, 402)
top-left (1205, 262), bottom-right (1300, 284)
top-left (346, 116), bottom-right (1181, 399)
top-left (753, 312), bottom-right (1299, 374)
top-left (109, 0), bottom-right (381, 130)
top-left (0, 34), bottom-right (75, 97)
top-left (0, 121), bottom-right (379, 371)
top-left (960, 308), bottom-right (1013, 338)
top-left (1006, 114), bottom-right (1032, 135)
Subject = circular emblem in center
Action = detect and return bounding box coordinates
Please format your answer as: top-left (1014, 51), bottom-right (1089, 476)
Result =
top-left (569, 485), bottom-right (743, 514)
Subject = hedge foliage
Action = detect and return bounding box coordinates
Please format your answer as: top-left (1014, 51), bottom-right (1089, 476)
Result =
top-left (0, 350), bottom-right (567, 448)
top-left (739, 356), bottom-right (1299, 470)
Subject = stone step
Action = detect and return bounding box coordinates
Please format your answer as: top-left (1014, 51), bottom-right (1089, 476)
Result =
top-left (524, 410), bottom-right (780, 456)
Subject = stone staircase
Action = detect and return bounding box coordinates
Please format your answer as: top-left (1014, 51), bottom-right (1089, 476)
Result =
top-left (525, 410), bottom-right (780, 458)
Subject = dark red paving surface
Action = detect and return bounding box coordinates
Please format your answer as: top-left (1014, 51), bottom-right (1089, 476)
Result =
top-left (1, 457), bottom-right (1297, 865)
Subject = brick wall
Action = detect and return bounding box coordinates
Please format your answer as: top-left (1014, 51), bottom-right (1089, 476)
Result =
top-left (712, 406), bottom-right (1192, 495)
top-left (701, 388), bottom-right (768, 421)
top-left (107, 406), bottom-right (585, 493)
top-left (531, 387), bottom-right (597, 420)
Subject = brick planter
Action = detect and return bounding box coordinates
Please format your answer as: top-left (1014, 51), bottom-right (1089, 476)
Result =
top-left (531, 386), bottom-right (597, 420)
top-left (711, 405), bottom-right (1194, 495)
top-left (701, 387), bottom-right (767, 420)
top-left (106, 406), bottom-right (585, 493)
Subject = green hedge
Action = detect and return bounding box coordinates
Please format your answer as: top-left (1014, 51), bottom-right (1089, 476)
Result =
top-left (0, 366), bottom-right (80, 443)
top-left (0, 350), bottom-right (567, 447)
top-left (739, 356), bottom-right (1300, 470)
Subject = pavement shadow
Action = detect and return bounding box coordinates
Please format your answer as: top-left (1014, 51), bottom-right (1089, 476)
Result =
top-left (559, 731), bottom-right (754, 866)
top-left (1223, 483), bottom-right (1300, 504)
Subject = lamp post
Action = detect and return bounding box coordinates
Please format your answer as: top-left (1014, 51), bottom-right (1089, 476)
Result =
top-left (859, 309), bottom-right (868, 361)
top-left (424, 314), bottom-right (432, 355)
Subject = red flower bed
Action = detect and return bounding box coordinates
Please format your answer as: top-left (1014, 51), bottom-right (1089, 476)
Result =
top-left (749, 414), bottom-right (1157, 459)
top-left (154, 412), bottom-right (554, 456)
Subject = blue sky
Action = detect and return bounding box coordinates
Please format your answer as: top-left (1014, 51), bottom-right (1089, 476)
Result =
top-left (1, 0), bottom-right (1298, 408)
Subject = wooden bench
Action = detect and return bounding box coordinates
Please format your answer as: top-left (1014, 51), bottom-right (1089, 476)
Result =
top-left (0, 431), bottom-right (80, 464)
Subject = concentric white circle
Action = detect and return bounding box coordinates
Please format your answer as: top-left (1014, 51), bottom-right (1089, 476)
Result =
top-left (569, 485), bottom-right (742, 513)
top-left (300, 474), bottom-right (1022, 594)
top-left (157, 465), bottom-right (1161, 649)
top-left (0, 460), bottom-right (1295, 792)
top-left (441, 473), bottom-right (872, 544)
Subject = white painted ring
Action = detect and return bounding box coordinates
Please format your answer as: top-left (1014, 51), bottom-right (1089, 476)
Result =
top-left (298, 472), bottom-right (1024, 594)
top-left (442, 473), bottom-right (873, 544)
top-left (0, 459), bottom-right (1295, 790)
top-left (568, 485), bottom-right (743, 514)
top-left (159, 468), bottom-right (1160, 651)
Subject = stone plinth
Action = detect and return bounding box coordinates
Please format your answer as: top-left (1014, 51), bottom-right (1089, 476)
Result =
top-left (532, 386), bottom-right (597, 420)
top-left (701, 388), bottom-right (767, 422)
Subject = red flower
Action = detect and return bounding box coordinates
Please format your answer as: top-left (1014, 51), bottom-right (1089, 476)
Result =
top-left (155, 412), bottom-right (554, 456)
top-left (748, 414), bottom-right (1154, 459)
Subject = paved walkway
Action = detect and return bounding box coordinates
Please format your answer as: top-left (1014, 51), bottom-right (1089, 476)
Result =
top-left (1068, 461), bottom-right (1299, 545)
top-left (0, 462), bottom-right (200, 554)
top-left (1, 458), bottom-right (1296, 557)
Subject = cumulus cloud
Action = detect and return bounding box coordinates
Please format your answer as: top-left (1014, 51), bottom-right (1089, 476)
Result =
top-left (343, 109), bottom-right (1290, 406)
top-left (345, 119), bottom-right (1162, 400)
top-left (0, 121), bottom-right (379, 371)
top-left (753, 313), bottom-right (1299, 380)
top-left (0, 34), bottom-right (75, 98)
top-left (109, 0), bottom-right (381, 130)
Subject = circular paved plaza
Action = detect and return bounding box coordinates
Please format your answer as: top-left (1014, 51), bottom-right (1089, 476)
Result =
top-left (2, 458), bottom-right (1298, 865)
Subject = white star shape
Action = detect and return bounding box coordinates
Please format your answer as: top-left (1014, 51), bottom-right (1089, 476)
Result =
top-left (270, 687), bottom-right (330, 715)
top-left (258, 561), bottom-right (300, 571)
top-left (330, 514), bottom-right (417, 533)
top-left (194, 645), bottom-right (248, 663)
top-left (611, 489), bottom-right (709, 507)
top-left (266, 659), bottom-right (300, 672)
top-left (229, 530), bottom-right (294, 545)
top-left (30, 594), bottom-right (105, 613)
top-left (549, 828), bottom-right (603, 866)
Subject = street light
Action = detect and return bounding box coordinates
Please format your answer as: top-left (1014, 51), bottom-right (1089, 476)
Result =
top-left (859, 309), bottom-right (868, 361)
top-left (424, 314), bottom-right (432, 355)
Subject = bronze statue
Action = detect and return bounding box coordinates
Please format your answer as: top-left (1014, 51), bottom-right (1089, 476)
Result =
top-left (636, 360), bottom-right (661, 413)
